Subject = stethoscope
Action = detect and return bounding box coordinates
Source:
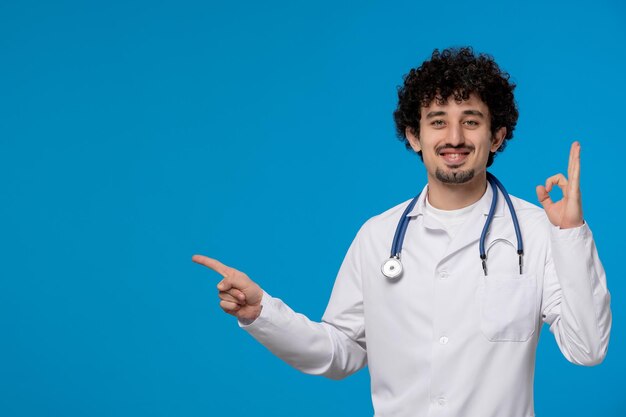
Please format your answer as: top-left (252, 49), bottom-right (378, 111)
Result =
top-left (381, 172), bottom-right (523, 279)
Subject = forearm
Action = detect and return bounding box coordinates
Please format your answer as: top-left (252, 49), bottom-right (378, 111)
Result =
top-left (547, 223), bottom-right (611, 365)
top-left (239, 291), bottom-right (367, 379)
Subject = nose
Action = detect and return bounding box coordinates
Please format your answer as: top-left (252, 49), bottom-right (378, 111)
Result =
top-left (447, 123), bottom-right (465, 146)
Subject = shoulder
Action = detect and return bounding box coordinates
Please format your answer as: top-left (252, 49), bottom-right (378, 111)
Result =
top-left (508, 194), bottom-right (543, 216)
top-left (508, 193), bottom-right (552, 231)
top-left (356, 197), bottom-right (415, 240)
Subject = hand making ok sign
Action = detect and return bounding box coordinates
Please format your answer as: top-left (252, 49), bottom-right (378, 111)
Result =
top-left (536, 141), bottom-right (584, 229)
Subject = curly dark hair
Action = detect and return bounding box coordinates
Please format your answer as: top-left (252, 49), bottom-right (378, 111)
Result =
top-left (393, 47), bottom-right (518, 167)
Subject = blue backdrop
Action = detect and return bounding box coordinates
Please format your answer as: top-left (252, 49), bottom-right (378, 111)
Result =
top-left (1, 0), bottom-right (624, 416)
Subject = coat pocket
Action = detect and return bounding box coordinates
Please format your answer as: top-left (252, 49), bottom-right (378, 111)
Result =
top-left (479, 273), bottom-right (538, 342)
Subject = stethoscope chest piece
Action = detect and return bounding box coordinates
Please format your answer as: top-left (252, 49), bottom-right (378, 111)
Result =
top-left (382, 257), bottom-right (403, 279)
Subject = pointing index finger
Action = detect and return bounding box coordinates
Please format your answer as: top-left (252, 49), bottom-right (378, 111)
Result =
top-left (192, 254), bottom-right (232, 277)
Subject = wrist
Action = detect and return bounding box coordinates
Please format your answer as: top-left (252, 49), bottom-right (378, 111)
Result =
top-left (251, 304), bottom-right (263, 321)
top-left (237, 304), bottom-right (263, 327)
top-left (559, 220), bottom-right (585, 229)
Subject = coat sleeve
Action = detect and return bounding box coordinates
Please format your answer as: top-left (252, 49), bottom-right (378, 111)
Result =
top-left (237, 227), bottom-right (368, 380)
top-left (541, 222), bottom-right (611, 366)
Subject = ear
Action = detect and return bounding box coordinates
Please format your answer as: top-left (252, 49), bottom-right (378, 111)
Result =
top-left (491, 127), bottom-right (507, 152)
top-left (405, 126), bottom-right (422, 153)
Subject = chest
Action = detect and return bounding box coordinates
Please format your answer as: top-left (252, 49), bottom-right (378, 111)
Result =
top-left (360, 216), bottom-right (547, 342)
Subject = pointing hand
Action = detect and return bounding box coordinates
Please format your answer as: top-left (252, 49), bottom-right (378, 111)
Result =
top-left (536, 141), bottom-right (584, 229)
top-left (192, 255), bottom-right (264, 321)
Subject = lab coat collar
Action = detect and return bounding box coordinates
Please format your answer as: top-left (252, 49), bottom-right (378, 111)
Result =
top-left (405, 180), bottom-right (506, 219)
top-left (405, 180), bottom-right (513, 260)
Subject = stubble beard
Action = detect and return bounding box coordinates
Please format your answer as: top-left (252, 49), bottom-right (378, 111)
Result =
top-left (435, 167), bottom-right (475, 184)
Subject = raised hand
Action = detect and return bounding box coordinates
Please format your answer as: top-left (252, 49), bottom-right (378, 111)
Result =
top-left (536, 141), bottom-right (584, 229)
top-left (192, 255), bottom-right (264, 321)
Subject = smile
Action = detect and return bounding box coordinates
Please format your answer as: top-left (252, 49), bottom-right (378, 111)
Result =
top-left (438, 150), bottom-right (471, 165)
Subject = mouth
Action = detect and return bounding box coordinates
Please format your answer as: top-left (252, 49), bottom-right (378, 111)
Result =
top-left (438, 149), bottom-right (472, 166)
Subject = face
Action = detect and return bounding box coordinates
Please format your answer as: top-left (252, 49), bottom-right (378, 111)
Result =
top-left (405, 93), bottom-right (506, 185)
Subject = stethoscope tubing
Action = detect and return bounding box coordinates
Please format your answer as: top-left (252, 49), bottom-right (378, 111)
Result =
top-left (384, 172), bottom-right (524, 278)
top-left (390, 196), bottom-right (420, 257)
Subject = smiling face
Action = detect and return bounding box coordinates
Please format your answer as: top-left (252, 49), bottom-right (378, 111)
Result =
top-left (405, 93), bottom-right (506, 186)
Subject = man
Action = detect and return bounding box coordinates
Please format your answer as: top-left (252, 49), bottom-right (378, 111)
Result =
top-left (193, 47), bottom-right (611, 417)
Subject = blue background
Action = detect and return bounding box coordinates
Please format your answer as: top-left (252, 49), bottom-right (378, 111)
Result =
top-left (1, 0), bottom-right (624, 416)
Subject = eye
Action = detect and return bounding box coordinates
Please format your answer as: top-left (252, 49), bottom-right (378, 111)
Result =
top-left (431, 119), bottom-right (445, 127)
top-left (464, 120), bottom-right (479, 127)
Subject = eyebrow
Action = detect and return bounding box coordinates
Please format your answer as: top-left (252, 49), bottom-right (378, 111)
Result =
top-left (425, 111), bottom-right (446, 119)
top-left (462, 110), bottom-right (485, 118)
top-left (424, 110), bottom-right (486, 118)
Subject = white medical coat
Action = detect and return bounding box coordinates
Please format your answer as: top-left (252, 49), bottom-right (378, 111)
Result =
top-left (239, 183), bottom-right (611, 417)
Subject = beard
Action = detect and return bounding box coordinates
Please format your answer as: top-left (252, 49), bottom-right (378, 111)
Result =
top-left (435, 167), bottom-right (475, 184)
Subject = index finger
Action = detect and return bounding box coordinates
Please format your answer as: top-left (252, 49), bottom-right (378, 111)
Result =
top-left (192, 254), bottom-right (232, 277)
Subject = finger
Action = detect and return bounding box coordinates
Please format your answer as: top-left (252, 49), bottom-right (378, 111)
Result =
top-left (217, 278), bottom-right (232, 292)
top-left (228, 288), bottom-right (246, 302)
top-left (219, 300), bottom-right (241, 312)
top-left (545, 173), bottom-right (568, 196)
top-left (192, 255), bottom-right (233, 278)
top-left (218, 289), bottom-right (246, 305)
top-left (218, 291), bottom-right (239, 304)
top-left (536, 185), bottom-right (553, 210)
top-left (567, 142), bottom-right (575, 179)
top-left (568, 142), bottom-right (581, 193)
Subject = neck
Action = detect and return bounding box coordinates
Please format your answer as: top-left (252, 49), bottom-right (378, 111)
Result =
top-left (427, 171), bottom-right (488, 210)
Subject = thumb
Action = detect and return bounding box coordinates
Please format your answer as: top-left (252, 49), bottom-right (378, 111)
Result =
top-left (232, 275), bottom-right (263, 305)
top-left (221, 271), bottom-right (262, 302)
top-left (536, 185), bottom-right (553, 210)
top-left (227, 271), bottom-right (252, 290)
